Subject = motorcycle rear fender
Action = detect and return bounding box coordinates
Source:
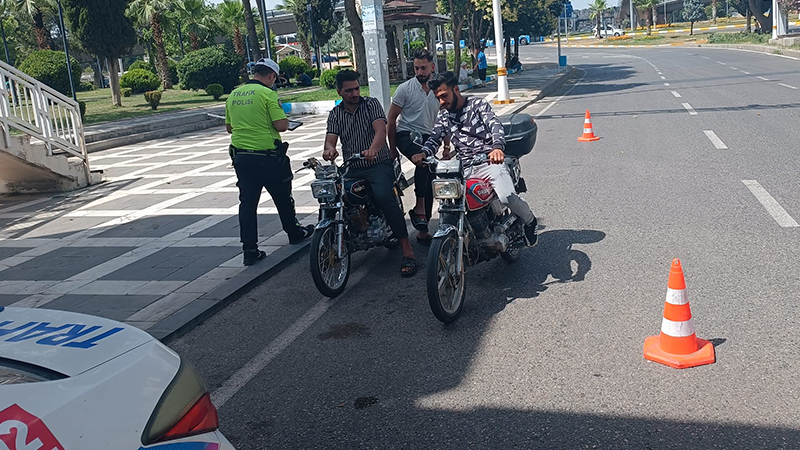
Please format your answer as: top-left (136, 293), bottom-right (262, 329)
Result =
top-left (316, 219), bottom-right (342, 230)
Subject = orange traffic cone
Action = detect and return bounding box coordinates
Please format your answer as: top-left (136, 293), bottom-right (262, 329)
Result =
top-left (643, 259), bottom-right (715, 369)
top-left (577, 109), bottom-right (600, 142)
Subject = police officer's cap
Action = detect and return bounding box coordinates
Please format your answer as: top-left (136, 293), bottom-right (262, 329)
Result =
top-left (254, 58), bottom-right (280, 75)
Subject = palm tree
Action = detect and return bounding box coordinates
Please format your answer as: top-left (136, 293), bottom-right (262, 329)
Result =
top-left (128, 0), bottom-right (173, 89)
top-left (588, 0), bottom-right (608, 38)
top-left (8, 0), bottom-right (51, 49)
top-left (178, 0), bottom-right (209, 51)
top-left (241, 0), bottom-right (260, 61)
top-left (219, 0), bottom-right (245, 56)
top-left (635, 0), bottom-right (661, 35)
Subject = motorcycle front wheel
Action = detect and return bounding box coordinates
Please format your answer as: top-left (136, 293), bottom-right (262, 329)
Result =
top-left (310, 225), bottom-right (351, 297)
top-left (427, 231), bottom-right (466, 323)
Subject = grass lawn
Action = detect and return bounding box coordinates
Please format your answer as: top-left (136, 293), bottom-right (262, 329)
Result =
top-left (78, 88), bottom-right (225, 125)
top-left (278, 84), bottom-right (400, 103)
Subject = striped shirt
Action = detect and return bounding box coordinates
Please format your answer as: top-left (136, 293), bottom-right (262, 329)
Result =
top-left (326, 96), bottom-right (391, 169)
top-left (422, 96), bottom-right (505, 161)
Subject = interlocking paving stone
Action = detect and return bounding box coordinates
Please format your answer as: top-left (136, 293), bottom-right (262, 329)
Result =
top-left (148, 176), bottom-right (233, 190)
top-left (45, 294), bottom-right (162, 321)
top-left (0, 248), bottom-right (29, 260)
top-left (143, 164), bottom-right (221, 176)
top-left (190, 214), bottom-right (283, 239)
top-left (0, 295), bottom-right (27, 307)
top-left (19, 217), bottom-right (115, 240)
top-left (82, 194), bottom-right (174, 210)
top-left (100, 246), bottom-right (241, 281)
top-left (0, 247), bottom-right (136, 281)
top-left (172, 192), bottom-right (239, 209)
top-left (92, 215), bottom-right (210, 238)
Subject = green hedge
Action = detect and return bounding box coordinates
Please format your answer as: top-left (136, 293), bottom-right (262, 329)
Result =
top-left (279, 56), bottom-right (309, 79)
top-left (320, 68), bottom-right (339, 89)
top-left (120, 69), bottom-right (161, 94)
top-left (144, 90), bottom-right (162, 110)
top-left (177, 46), bottom-right (242, 93)
top-left (127, 60), bottom-right (155, 73)
top-left (121, 87), bottom-right (132, 97)
top-left (205, 83), bottom-right (224, 100)
top-left (18, 50), bottom-right (82, 97)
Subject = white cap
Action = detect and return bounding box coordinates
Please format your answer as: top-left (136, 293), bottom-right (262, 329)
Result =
top-left (254, 58), bottom-right (280, 75)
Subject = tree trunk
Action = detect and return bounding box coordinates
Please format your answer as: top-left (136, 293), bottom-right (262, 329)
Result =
top-left (242, 0), bottom-right (262, 60)
top-left (190, 33), bottom-right (200, 51)
top-left (299, 38), bottom-right (312, 66)
top-left (712, 0), bottom-right (717, 23)
top-left (748, 0), bottom-right (771, 33)
top-left (595, 15), bottom-right (601, 38)
top-left (255, 0), bottom-right (268, 54)
top-left (450, 0), bottom-right (464, 74)
top-left (33, 10), bottom-right (49, 50)
top-left (746, 7), bottom-right (752, 32)
top-left (234, 26), bottom-right (245, 56)
top-left (690, 21), bottom-right (694, 35)
top-left (151, 14), bottom-right (173, 89)
top-left (93, 59), bottom-right (104, 89)
top-left (109, 58), bottom-right (122, 107)
top-left (344, 0), bottom-right (367, 85)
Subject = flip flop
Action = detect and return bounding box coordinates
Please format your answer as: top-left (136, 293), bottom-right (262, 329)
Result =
top-left (400, 256), bottom-right (417, 277)
top-left (408, 209), bottom-right (428, 232)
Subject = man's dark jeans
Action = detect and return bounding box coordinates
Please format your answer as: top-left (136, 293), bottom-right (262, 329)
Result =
top-left (234, 153), bottom-right (303, 251)
top-left (396, 131), bottom-right (434, 221)
top-left (347, 159), bottom-right (409, 239)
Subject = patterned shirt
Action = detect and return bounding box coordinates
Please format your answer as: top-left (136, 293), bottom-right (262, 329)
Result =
top-left (326, 96), bottom-right (391, 169)
top-left (422, 96), bottom-right (505, 161)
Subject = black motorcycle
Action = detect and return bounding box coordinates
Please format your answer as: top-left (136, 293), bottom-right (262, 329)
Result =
top-left (302, 155), bottom-right (406, 297)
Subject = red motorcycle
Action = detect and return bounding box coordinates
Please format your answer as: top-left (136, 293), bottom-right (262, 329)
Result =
top-left (416, 113), bottom-right (538, 323)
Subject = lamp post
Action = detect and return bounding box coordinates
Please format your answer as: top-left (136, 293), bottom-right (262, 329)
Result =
top-left (55, 0), bottom-right (76, 101)
top-left (260, 0), bottom-right (273, 59)
top-left (306, 2), bottom-right (321, 71)
top-left (490, 0), bottom-right (511, 103)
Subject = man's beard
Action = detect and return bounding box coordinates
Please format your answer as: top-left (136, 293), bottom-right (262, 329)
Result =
top-left (416, 74), bottom-right (430, 84)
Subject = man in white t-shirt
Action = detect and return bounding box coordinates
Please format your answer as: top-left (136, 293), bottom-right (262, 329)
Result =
top-left (387, 48), bottom-right (443, 244)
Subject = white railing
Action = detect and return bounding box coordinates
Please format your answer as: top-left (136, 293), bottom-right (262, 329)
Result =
top-left (0, 59), bottom-right (90, 182)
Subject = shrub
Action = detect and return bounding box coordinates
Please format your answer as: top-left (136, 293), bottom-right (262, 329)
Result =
top-left (18, 50), bottom-right (81, 97)
top-left (78, 101), bottom-right (86, 121)
top-left (279, 56), bottom-right (309, 79)
top-left (307, 68), bottom-right (321, 79)
top-left (205, 83), bottom-right (224, 100)
top-left (177, 46), bottom-right (243, 93)
top-left (120, 69), bottom-right (161, 94)
top-left (320, 68), bottom-right (339, 89)
top-left (121, 87), bottom-right (132, 97)
top-left (128, 60), bottom-right (155, 73)
top-left (78, 81), bottom-right (95, 91)
top-left (144, 90), bottom-right (162, 110)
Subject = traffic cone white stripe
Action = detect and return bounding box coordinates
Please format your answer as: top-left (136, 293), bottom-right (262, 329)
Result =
top-left (584, 128), bottom-right (592, 133)
top-left (661, 317), bottom-right (696, 337)
top-left (665, 287), bottom-right (689, 305)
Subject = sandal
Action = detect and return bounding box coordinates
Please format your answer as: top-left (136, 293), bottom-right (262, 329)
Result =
top-left (408, 209), bottom-right (429, 232)
top-left (400, 256), bottom-right (417, 277)
top-left (289, 224), bottom-right (315, 244)
top-left (416, 234), bottom-right (433, 246)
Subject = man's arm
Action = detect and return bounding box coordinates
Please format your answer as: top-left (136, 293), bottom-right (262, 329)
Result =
top-left (386, 103), bottom-right (403, 159)
top-left (323, 133), bottom-right (339, 161)
top-left (225, 124), bottom-right (232, 134)
top-left (272, 118), bottom-right (289, 132)
top-left (413, 112), bottom-right (447, 163)
top-left (479, 100), bottom-right (506, 164)
top-left (364, 119), bottom-right (387, 163)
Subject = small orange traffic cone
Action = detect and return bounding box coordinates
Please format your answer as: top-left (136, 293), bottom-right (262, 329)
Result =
top-left (643, 259), bottom-right (715, 369)
top-left (577, 109), bottom-right (600, 142)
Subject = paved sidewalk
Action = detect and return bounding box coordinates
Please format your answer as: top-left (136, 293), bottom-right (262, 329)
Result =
top-left (0, 64), bottom-right (572, 342)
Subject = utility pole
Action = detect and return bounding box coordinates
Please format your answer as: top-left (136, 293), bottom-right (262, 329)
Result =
top-left (55, 0), bottom-right (76, 101)
top-left (630, 0), bottom-right (635, 32)
top-left (260, 0), bottom-right (273, 59)
top-left (360, 0), bottom-right (390, 110)
top-left (491, 0), bottom-right (512, 103)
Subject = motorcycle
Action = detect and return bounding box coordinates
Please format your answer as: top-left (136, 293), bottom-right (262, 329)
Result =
top-left (301, 155), bottom-right (407, 297)
top-left (414, 113), bottom-right (538, 323)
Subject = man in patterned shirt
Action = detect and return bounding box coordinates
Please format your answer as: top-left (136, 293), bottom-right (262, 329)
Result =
top-left (323, 70), bottom-right (417, 276)
top-left (413, 71), bottom-right (538, 246)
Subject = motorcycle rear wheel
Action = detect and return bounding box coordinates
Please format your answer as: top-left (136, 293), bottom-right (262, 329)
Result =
top-left (427, 232), bottom-right (466, 323)
top-left (310, 225), bottom-right (351, 297)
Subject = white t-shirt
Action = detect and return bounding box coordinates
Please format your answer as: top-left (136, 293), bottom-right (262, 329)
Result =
top-left (392, 76), bottom-right (439, 135)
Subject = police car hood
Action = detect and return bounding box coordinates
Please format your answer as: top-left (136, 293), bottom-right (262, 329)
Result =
top-left (0, 307), bottom-right (155, 377)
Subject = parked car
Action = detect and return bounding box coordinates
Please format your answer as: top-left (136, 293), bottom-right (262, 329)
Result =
top-left (0, 306), bottom-right (236, 450)
top-left (312, 54), bottom-right (339, 63)
top-left (593, 24), bottom-right (626, 37)
top-left (436, 40), bottom-right (455, 52)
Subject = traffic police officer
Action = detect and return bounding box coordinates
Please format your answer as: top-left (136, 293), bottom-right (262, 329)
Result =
top-left (225, 58), bottom-right (313, 266)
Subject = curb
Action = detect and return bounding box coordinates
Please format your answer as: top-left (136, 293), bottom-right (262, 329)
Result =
top-left (688, 43), bottom-right (800, 60)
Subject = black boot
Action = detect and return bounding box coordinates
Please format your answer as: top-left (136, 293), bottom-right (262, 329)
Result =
top-left (524, 217), bottom-right (538, 247)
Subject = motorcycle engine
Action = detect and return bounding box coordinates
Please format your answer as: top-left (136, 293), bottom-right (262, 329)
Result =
top-left (467, 209), bottom-right (491, 239)
top-left (367, 215), bottom-right (388, 242)
top-left (346, 206), bottom-right (369, 232)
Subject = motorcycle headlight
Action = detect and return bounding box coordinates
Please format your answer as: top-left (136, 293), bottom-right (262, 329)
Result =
top-left (311, 179), bottom-right (337, 200)
top-left (432, 179), bottom-right (462, 199)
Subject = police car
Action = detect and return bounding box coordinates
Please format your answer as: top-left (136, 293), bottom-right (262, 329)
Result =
top-left (0, 307), bottom-right (235, 450)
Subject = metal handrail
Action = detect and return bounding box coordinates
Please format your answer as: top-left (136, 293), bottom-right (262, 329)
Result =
top-left (0, 59), bottom-right (91, 183)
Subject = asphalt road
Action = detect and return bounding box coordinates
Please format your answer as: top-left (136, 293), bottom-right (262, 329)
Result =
top-left (170, 45), bottom-right (800, 449)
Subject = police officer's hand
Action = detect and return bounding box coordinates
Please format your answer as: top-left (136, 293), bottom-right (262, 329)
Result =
top-left (411, 153), bottom-right (426, 165)
top-left (363, 148), bottom-right (378, 163)
top-left (489, 149), bottom-right (505, 164)
top-left (323, 148), bottom-right (338, 161)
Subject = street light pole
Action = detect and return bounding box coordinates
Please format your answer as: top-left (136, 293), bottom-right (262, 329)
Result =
top-left (630, 0), bottom-right (635, 32)
top-left (491, 0), bottom-right (511, 103)
top-left (55, 0), bottom-right (76, 101)
top-left (260, 0), bottom-right (273, 59)
top-left (306, 2), bottom-right (321, 71)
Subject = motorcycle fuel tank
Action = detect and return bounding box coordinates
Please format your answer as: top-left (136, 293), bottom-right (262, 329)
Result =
top-left (465, 178), bottom-right (496, 211)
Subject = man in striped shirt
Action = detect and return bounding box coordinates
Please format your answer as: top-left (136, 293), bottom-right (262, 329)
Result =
top-left (323, 70), bottom-right (417, 276)
top-left (413, 71), bottom-right (538, 246)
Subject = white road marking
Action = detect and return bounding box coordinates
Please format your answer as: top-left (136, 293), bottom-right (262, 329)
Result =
top-left (731, 67), bottom-right (738, 70)
top-left (701, 56), bottom-right (710, 59)
top-left (757, 76), bottom-right (770, 81)
top-left (742, 180), bottom-right (800, 228)
top-left (211, 267), bottom-right (371, 408)
top-left (660, 76), bottom-right (666, 79)
top-left (741, 70), bottom-right (751, 74)
top-left (671, 91), bottom-right (682, 98)
top-left (716, 61), bottom-right (727, 65)
top-left (779, 83), bottom-right (798, 90)
top-left (703, 130), bottom-right (727, 149)
top-left (682, 103), bottom-right (698, 115)
top-left (534, 71), bottom-right (586, 118)
top-left (664, 83), bottom-right (670, 86)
